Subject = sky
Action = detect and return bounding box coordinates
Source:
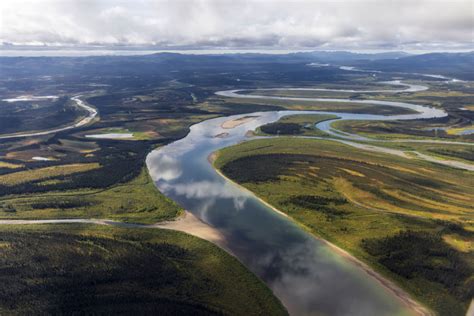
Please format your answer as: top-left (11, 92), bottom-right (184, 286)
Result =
top-left (1, 0), bottom-right (473, 52)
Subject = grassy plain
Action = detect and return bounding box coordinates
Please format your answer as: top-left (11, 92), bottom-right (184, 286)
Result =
top-left (0, 167), bottom-right (181, 224)
top-left (0, 224), bottom-right (286, 315)
top-left (364, 141), bottom-right (474, 163)
top-left (214, 137), bottom-right (474, 315)
top-left (332, 119), bottom-right (474, 142)
top-left (213, 96), bottom-right (416, 115)
top-left (0, 163), bottom-right (100, 186)
top-left (0, 161), bottom-right (23, 169)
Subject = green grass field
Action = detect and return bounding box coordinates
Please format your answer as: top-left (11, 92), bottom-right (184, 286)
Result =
top-left (332, 119), bottom-right (474, 142)
top-left (0, 163), bottom-right (101, 186)
top-left (214, 137), bottom-right (474, 315)
top-left (361, 141), bottom-right (474, 163)
top-left (0, 167), bottom-right (182, 224)
top-left (0, 224), bottom-right (287, 315)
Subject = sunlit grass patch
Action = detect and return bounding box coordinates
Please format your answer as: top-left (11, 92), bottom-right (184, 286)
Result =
top-left (0, 161), bottom-right (23, 169)
top-left (446, 125), bottom-right (474, 135)
top-left (0, 163), bottom-right (100, 186)
top-left (0, 167), bottom-right (182, 224)
top-left (443, 234), bottom-right (473, 253)
top-left (339, 168), bottom-right (365, 177)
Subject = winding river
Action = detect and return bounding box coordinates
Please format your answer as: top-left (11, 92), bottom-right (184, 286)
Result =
top-left (145, 80), bottom-right (471, 316)
top-left (1, 78), bottom-right (471, 315)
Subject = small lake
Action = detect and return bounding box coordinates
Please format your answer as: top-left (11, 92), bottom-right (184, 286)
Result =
top-left (85, 133), bottom-right (134, 139)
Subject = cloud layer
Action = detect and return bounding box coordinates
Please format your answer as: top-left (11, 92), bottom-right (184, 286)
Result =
top-left (1, 0), bottom-right (473, 50)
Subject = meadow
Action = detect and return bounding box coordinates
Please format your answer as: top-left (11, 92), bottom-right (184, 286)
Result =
top-left (0, 163), bottom-right (100, 186)
top-left (214, 95), bottom-right (415, 115)
top-left (332, 119), bottom-right (474, 142)
top-left (214, 137), bottom-right (474, 315)
top-left (0, 167), bottom-right (182, 224)
top-left (364, 141), bottom-right (474, 163)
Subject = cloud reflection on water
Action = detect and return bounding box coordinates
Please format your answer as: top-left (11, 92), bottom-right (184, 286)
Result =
top-left (147, 153), bottom-right (182, 181)
top-left (252, 238), bottom-right (400, 316)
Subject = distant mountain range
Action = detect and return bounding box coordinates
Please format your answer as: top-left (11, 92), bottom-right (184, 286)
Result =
top-left (349, 52), bottom-right (474, 80)
top-left (1, 49), bottom-right (472, 80)
top-left (291, 50), bottom-right (411, 61)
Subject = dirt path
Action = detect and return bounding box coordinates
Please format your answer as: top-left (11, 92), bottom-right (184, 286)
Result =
top-left (0, 211), bottom-right (228, 253)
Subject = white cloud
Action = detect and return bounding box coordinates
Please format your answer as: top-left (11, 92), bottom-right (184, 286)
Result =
top-left (0, 0), bottom-right (472, 50)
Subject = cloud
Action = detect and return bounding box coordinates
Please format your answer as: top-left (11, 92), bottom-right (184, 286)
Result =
top-left (147, 153), bottom-right (183, 181)
top-left (1, 0), bottom-right (472, 50)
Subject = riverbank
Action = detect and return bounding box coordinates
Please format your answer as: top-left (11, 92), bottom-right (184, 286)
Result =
top-left (153, 210), bottom-right (231, 253)
top-left (208, 152), bottom-right (290, 220)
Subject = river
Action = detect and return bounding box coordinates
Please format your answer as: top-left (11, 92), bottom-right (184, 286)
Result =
top-left (145, 80), bottom-right (460, 315)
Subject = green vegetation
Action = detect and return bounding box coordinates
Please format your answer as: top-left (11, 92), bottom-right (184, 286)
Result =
top-left (0, 138), bottom-right (155, 197)
top-left (242, 86), bottom-right (399, 98)
top-left (446, 125), bottom-right (474, 136)
top-left (0, 163), bottom-right (100, 186)
top-left (0, 224), bottom-right (287, 315)
top-left (332, 119), bottom-right (474, 142)
top-left (214, 137), bottom-right (474, 315)
top-left (0, 167), bottom-right (182, 224)
top-left (0, 161), bottom-right (23, 169)
top-left (257, 114), bottom-right (336, 137)
top-left (362, 230), bottom-right (472, 302)
top-left (215, 96), bottom-right (416, 115)
top-left (365, 141), bottom-right (474, 163)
